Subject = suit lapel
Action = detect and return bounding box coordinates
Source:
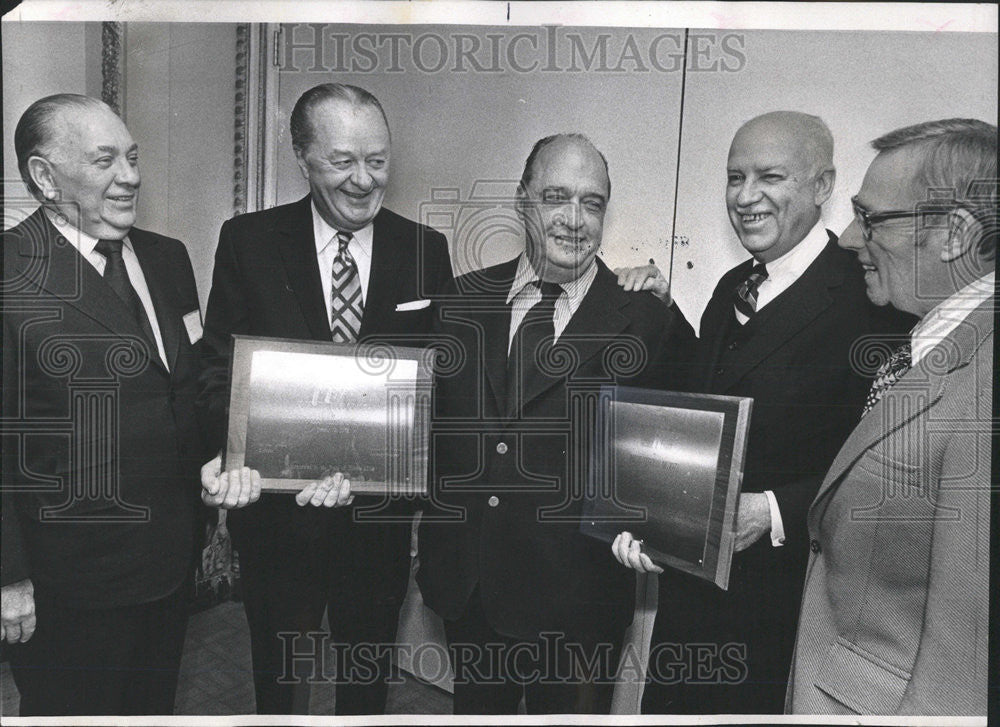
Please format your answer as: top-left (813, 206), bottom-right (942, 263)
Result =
top-left (131, 231), bottom-right (181, 374)
top-left (700, 263), bottom-right (749, 392)
top-left (811, 297), bottom-right (994, 508)
top-left (18, 211), bottom-right (168, 374)
top-left (360, 209), bottom-right (404, 337)
top-left (275, 196), bottom-right (330, 341)
top-left (511, 261), bottom-right (630, 416)
top-left (712, 239), bottom-right (840, 393)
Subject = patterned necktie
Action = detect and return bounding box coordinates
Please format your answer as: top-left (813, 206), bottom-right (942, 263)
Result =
top-left (94, 238), bottom-right (159, 353)
top-left (861, 342), bottom-right (912, 417)
top-left (329, 231), bottom-right (363, 343)
top-left (507, 281), bottom-right (563, 409)
top-left (734, 262), bottom-right (769, 320)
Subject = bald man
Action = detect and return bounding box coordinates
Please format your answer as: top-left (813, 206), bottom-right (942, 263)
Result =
top-left (614, 111), bottom-right (914, 713)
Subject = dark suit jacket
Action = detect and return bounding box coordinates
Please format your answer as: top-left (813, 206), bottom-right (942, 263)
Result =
top-left (654, 235), bottom-right (916, 679)
top-left (417, 256), bottom-right (696, 643)
top-left (196, 196), bottom-right (452, 598)
top-left (1, 208), bottom-right (204, 609)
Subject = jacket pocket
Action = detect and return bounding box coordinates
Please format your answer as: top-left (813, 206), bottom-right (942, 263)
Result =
top-left (815, 637), bottom-right (911, 714)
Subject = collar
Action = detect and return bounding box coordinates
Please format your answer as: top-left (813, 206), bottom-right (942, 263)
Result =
top-left (911, 270), bottom-right (995, 364)
top-left (756, 218), bottom-right (829, 281)
top-left (311, 200), bottom-right (374, 260)
top-left (505, 253), bottom-right (599, 308)
top-left (45, 207), bottom-right (133, 255)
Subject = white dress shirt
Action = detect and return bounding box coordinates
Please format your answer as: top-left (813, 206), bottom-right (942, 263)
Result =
top-left (48, 210), bottom-right (169, 370)
top-left (735, 219), bottom-right (830, 546)
top-left (735, 219), bottom-right (830, 325)
top-left (910, 271), bottom-right (995, 365)
top-left (312, 201), bottom-right (375, 324)
top-left (506, 254), bottom-right (599, 353)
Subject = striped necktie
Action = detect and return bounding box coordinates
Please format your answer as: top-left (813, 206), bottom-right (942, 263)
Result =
top-left (734, 262), bottom-right (769, 320)
top-left (329, 231), bottom-right (363, 343)
top-left (861, 342), bottom-right (912, 417)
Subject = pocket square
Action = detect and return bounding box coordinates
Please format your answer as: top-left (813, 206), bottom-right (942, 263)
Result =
top-left (395, 299), bottom-right (431, 312)
top-left (183, 309), bottom-right (203, 344)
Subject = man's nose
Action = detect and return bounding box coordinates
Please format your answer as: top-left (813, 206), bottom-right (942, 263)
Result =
top-left (736, 179), bottom-right (761, 207)
top-left (350, 163), bottom-right (373, 190)
top-left (116, 158), bottom-right (140, 187)
top-left (838, 219), bottom-right (864, 251)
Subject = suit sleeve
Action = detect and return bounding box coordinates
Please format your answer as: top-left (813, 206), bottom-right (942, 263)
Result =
top-left (1, 304), bottom-right (31, 587)
top-left (425, 227), bottom-right (454, 299)
top-left (631, 300), bottom-right (698, 392)
top-left (196, 219), bottom-right (248, 454)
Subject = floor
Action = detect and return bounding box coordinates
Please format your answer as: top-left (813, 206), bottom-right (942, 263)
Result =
top-left (1, 600), bottom-right (452, 716)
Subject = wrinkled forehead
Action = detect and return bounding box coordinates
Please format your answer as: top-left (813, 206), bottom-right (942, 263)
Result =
top-left (859, 147), bottom-right (926, 208)
top-left (728, 121), bottom-right (815, 171)
top-left (530, 139), bottom-right (610, 197)
top-left (50, 106), bottom-right (135, 155)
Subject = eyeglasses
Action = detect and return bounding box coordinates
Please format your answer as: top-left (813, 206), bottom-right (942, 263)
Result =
top-left (850, 196), bottom-right (959, 241)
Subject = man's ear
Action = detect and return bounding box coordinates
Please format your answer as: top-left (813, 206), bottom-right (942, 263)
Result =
top-left (293, 147), bottom-right (309, 181)
top-left (813, 167), bottom-right (836, 207)
top-left (941, 207), bottom-right (983, 262)
top-left (514, 183), bottom-right (527, 221)
top-left (27, 156), bottom-right (57, 200)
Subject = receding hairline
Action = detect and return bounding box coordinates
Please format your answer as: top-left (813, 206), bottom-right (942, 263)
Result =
top-left (731, 111), bottom-right (835, 174)
top-left (520, 133), bottom-right (611, 199)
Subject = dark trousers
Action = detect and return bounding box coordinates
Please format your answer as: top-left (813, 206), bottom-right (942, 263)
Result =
top-left (641, 573), bottom-right (796, 714)
top-left (237, 535), bottom-right (330, 715)
top-left (443, 587), bottom-right (622, 715)
top-left (7, 585), bottom-right (187, 716)
top-left (237, 516), bottom-right (410, 715)
top-left (325, 511), bottom-right (410, 715)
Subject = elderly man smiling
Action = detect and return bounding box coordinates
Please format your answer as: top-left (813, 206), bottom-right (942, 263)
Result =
top-left (613, 111), bottom-right (913, 714)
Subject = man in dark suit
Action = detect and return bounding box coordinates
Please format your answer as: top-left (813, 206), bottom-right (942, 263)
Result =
top-left (416, 133), bottom-right (695, 714)
top-left (613, 111), bottom-right (914, 713)
top-left (1, 94), bottom-right (204, 715)
top-left (197, 83), bottom-right (452, 715)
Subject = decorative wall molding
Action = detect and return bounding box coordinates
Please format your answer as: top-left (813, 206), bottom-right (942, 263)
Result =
top-left (233, 23), bottom-right (279, 217)
top-left (101, 22), bottom-right (125, 118)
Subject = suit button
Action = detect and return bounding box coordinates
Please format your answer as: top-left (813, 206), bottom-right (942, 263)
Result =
top-left (496, 442), bottom-right (508, 455)
top-left (488, 496), bottom-right (499, 507)
top-left (727, 342), bottom-right (738, 351)
top-left (810, 539), bottom-right (821, 554)
top-left (715, 368), bottom-right (725, 376)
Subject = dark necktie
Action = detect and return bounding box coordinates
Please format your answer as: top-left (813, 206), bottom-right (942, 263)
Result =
top-left (508, 281), bottom-right (563, 410)
top-left (861, 342), bottom-right (912, 418)
top-left (94, 238), bottom-right (159, 355)
top-left (734, 262), bottom-right (769, 320)
top-left (329, 231), bottom-right (363, 343)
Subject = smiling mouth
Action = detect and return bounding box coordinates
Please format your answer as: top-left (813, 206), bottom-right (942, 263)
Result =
top-left (740, 212), bottom-right (770, 224)
top-left (341, 189), bottom-right (372, 200)
top-left (860, 262), bottom-right (878, 272)
top-left (107, 194), bottom-right (134, 203)
top-left (553, 234), bottom-right (587, 247)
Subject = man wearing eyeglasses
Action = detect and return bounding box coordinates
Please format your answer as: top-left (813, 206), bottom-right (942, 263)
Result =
top-left (786, 118), bottom-right (995, 716)
top-left (613, 111), bottom-right (912, 713)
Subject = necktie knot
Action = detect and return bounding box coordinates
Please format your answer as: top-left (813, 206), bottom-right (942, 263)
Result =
top-left (734, 262), bottom-right (769, 319)
top-left (95, 238), bottom-right (125, 259)
top-left (336, 231), bottom-right (353, 255)
top-left (537, 280), bottom-right (563, 303)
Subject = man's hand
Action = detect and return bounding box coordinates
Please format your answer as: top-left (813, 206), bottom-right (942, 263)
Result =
top-left (1, 578), bottom-right (36, 644)
top-left (295, 472), bottom-right (354, 508)
top-left (734, 492), bottom-right (771, 552)
top-left (611, 531), bottom-right (664, 574)
top-left (201, 454), bottom-right (262, 509)
top-left (613, 264), bottom-right (671, 302)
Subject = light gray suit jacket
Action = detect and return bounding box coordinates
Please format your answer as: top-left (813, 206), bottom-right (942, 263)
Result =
top-left (786, 296), bottom-right (993, 715)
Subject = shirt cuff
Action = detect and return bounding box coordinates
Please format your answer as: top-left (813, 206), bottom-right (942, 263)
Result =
top-left (764, 490), bottom-right (786, 547)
